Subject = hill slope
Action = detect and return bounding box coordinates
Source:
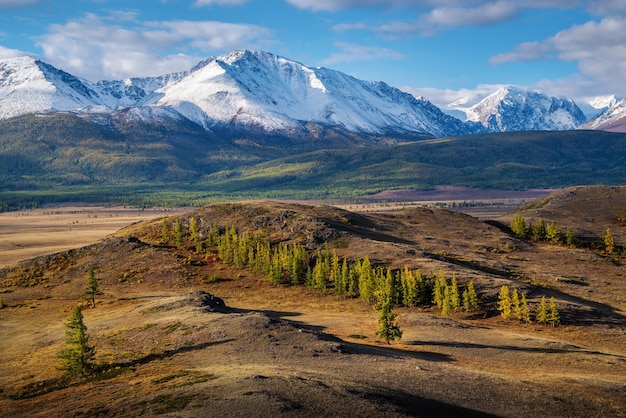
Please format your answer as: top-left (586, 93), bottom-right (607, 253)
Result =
top-left (2, 119), bottom-right (625, 209)
top-left (1, 190), bottom-right (625, 416)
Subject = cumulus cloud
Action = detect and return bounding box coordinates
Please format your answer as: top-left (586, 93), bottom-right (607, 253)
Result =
top-left (491, 16), bottom-right (626, 96)
top-left (319, 42), bottom-right (405, 65)
top-left (401, 84), bottom-right (508, 110)
top-left (34, 13), bottom-right (275, 81)
top-left (586, 0), bottom-right (626, 16)
top-left (490, 41), bottom-right (556, 64)
top-left (0, 44), bottom-right (30, 59)
top-left (326, 1), bottom-right (588, 37)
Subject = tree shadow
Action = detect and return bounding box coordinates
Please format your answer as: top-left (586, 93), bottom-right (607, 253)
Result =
top-left (409, 340), bottom-right (626, 360)
top-left (229, 306), bottom-right (456, 363)
top-left (121, 339), bottom-right (234, 367)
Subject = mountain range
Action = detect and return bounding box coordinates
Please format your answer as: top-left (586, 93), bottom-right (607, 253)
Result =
top-left (2, 49), bottom-right (624, 138)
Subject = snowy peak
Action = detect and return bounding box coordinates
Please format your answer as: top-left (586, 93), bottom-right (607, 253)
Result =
top-left (154, 49), bottom-right (467, 136)
top-left (0, 52), bottom-right (603, 139)
top-left (0, 56), bottom-right (100, 119)
top-left (581, 98), bottom-right (626, 132)
top-left (467, 87), bottom-right (586, 132)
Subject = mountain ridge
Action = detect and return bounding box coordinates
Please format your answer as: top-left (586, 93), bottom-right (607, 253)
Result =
top-left (2, 50), bottom-right (615, 137)
top-left (466, 87), bottom-right (586, 132)
top-left (581, 97), bottom-right (626, 132)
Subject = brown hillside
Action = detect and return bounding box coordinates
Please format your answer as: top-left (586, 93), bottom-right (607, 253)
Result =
top-left (504, 185), bottom-right (626, 243)
top-left (1, 192), bottom-right (625, 417)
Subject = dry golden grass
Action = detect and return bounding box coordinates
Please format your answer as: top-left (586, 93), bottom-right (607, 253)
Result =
top-left (1, 188), bottom-right (625, 417)
top-left (0, 205), bottom-right (186, 268)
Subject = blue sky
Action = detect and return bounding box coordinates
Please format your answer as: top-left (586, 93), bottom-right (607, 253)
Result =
top-left (1, 0), bottom-right (625, 113)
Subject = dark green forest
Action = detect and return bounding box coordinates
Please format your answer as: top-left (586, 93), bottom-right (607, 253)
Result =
top-left (1, 113), bottom-right (625, 210)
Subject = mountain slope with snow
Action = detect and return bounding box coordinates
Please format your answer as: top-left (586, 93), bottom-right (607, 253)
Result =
top-left (466, 87), bottom-right (586, 132)
top-left (0, 51), bottom-right (470, 138)
top-left (0, 57), bottom-right (101, 119)
top-left (0, 52), bottom-right (603, 139)
top-left (580, 98), bottom-right (626, 132)
top-left (148, 50), bottom-right (468, 136)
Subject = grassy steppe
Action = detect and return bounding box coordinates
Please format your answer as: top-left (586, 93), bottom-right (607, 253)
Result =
top-left (1, 188), bottom-right (625, 417)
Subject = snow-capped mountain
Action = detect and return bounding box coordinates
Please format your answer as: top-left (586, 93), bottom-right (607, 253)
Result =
top-left (143, 50), bottom-right (468, 136)
top-left (0, 51), bottom-right (467, 138)
top-left (0, 52), bottom-right (599, 139)
top-left (580, 98), bottom-right (626, 132)
top-left (0, 56), bottom-right (101, 119)
top-left (0, 56), bottom-right (189, 118)
top-left (95, 73), bottom-right (188, 108)
top-left (466, 87), bottom-right (586, 132)
top-left (575, 95), bottom-right (618, 120)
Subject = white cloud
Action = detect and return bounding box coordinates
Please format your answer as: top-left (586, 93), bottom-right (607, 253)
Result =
top-left (320, 42), bottom-right (404, 65)
top-left (586, 0), bottom-right (626, 15)
top-left (490, 41), bottom-right (555, 64)
top-left (326, 1), bottom-right (584, 37)
top-left (401, 84), bottom-right (508, 110)
top-left (194, 0), bottom-right (248, 6)
top-left (0, 44), bottom-right (30, 59)
top-left (491, 16), bottom-right (626, 97)
top-left (426, 1), bottom-right (519, 27)
top-left (286, 0), bottom-right (419, 12)
top-left (33, 13), bottom-right (275, 81)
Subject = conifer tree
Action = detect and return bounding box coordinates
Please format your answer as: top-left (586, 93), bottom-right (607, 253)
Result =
top-left (59, 305), bottom-right (95, 377)
top-left (205, 224), bottom-right (220, 249)
top-left (269, 256), bottom-right (283, 285)
top-left (531, 218), bottom-right (546, 242)
top-left (189, 217), bottom-right (202, 253)
top-left (535, 296), bottom-right (549, 325)
top-left (85, 266), bottom-right (102, 308)
top-left (330, 250), bottom-right (341, 290)
top-left (347, 260), bottom-right (360, 297)
top-left (603, 227), bottom-right (615, 254)
top-left (546, 221), bottom-right (560, 243)
top-left (432, 269), bottom-right (446, 308)
top-left (497, 285), bottom-right (512, 320)
top-left (462, 281), bottom-right (479, 312)
top-left (450, 274), bottom-right (460, 311)
top-left (161, 217), bottom-right (170, 245)
top-left (290, 245), bottom-right (307, 286)
top-left (565, 229), bottom-right (577, 247)
top-left (359, 256), bottom-right (374, 301)
top-left (337, 257), bottom-right (349, 296)
top-left (511, 214), bottom-right (527, 238)
top-left (519, 293), bottom-right (532, 323)
top-left (313, 256), bottom-right (327, 292)
top-left (547, 297), bottom-right (560, 326)
top-left (174, 219), bottom-right (184, 249)
top-left (374, 276), bottom-right (402, 344)
top-left (511, 288), bottom-right (521, 320)
top-left (401, 266), bottom-right (419, 308)
top-left (441, 286), bottom-right (452, 317)
top-left (305, 266), bottom-right (314, 288)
